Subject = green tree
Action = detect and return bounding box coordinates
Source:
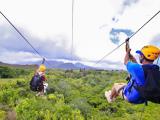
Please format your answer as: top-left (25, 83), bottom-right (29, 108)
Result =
top-left (0, 66), bottom-right (16, 78)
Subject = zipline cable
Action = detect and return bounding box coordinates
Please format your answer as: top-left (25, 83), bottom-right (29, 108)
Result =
top-left (0, 11), bottom-right (42, 58)
top-left (0, 11), bottom-right (51, 66)
top-left (71, 0), bottom-right (75, 60)
top-left (96, 10), bottom-right (160, 64)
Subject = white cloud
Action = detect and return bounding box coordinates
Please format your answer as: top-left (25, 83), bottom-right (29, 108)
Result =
top-left (99, 0), bottom-right (160, 59)
top-left (0, 0), bottom-right (160, 69)
top-left (150, 34), bottom-right (160, 47)
top-left (0, 25), bottom-right (77, 61)
top-left (0, 0), bottom-right (72, 39)
top-left (0, 51), bottom-right (40, 64)
top-left (116, 0), bottom-right (160, 54)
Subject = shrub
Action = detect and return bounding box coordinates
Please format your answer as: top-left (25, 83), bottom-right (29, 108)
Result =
top-left (0, 66), bottom-right (16, 78)
top-left (0, 110), bottom-right (6, 120)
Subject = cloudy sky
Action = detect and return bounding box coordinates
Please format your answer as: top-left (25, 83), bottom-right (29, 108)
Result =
top-left (0, 0), bottom-right (160, 69)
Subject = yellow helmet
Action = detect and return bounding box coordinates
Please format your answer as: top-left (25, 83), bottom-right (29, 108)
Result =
top-left (38, 64), bottom-right (46, 72)
top-left (136, 45), bottom-right (160, 61)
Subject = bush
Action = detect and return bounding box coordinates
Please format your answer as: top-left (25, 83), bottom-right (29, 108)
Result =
top-left (0, 110), bottom-right (6, 120)
top-left (1, 69), bottom-right (160, 120)
top-left (0, 66), bottom-right (16, 78)
top-left (70, 98), bottom-right (92, 118)
top-left (0, 66), bottom-right (31, 78)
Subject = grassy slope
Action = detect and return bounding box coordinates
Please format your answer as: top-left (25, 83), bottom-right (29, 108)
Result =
top-left (0, 69), bottom-right (160, 120)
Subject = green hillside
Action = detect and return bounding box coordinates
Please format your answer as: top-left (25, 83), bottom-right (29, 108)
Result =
top-left (0, 67), bottom-right (160, 120)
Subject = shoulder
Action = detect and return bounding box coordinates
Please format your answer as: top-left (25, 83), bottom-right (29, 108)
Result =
top-left (126, 62), bottom-right (141, 72)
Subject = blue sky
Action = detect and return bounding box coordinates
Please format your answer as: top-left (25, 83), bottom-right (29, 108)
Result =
top-left (109, 28), bottom-right (134, 44)
top-left (0, 0), bottom-right (160, 69)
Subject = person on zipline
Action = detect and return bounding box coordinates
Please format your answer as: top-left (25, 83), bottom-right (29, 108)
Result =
top-left (34, 64), bottom-right (48, 96)
top-left (105, 45), bottom-right (160, 104)
top-left (30, 58), bottom-right (49, 96)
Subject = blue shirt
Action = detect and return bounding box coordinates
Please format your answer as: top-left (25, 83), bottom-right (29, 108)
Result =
top-left (123, 62), bottom-right (145, 104)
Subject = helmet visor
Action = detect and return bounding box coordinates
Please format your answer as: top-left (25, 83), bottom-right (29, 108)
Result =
top-left (136, 50), bottom-right (143, 55)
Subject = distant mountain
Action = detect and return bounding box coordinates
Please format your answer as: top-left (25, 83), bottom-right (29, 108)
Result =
top-left (75, 62), bottom-right (93, 69)
top-left (46, 61), bottom-right (95, 69)
top-left (0, 61), bottom-right (38, 69)
top-left (56, 63), bottom-right (78, 69)
top-left (0, 61), bottom-right (8, 66)
top-left (0, 60), bottom-right (95, 70)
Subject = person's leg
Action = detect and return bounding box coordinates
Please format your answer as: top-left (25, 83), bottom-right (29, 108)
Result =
top-left (40, 90), bottom-right (44, 96)
top-left (36, 91), bottom-right (41, 96)
top-left (36, 91), bottom-right (44, 96)
top-left (43, 82), bottom-right (48, 93)
top-left (105, 83), bottom-right (126, 103)
top-left (110, 83), bottom-right (126, 99)
top-left (36, 83), bottom-right (44, 96)
top-left (105, 90), bottom-right (113, 103)
top-left (40, 86), bottom-right (45, 96)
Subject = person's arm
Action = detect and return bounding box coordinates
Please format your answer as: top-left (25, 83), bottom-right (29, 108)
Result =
top-left (43, 72), bottom-right (47, 81)
top-left (124, 49), bottom-right (137, 65)
top-left (129, 54), bottom-right (137, 63)
top-left (41, 75), bottom-right (46, 81)
top-left (124, 49), bottom-right (131, 65)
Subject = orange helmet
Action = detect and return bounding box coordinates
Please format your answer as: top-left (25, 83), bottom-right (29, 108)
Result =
top-left (38, 64), bottom-right (46, 72)
top-left (136, 45), bottom-right (160, 61)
